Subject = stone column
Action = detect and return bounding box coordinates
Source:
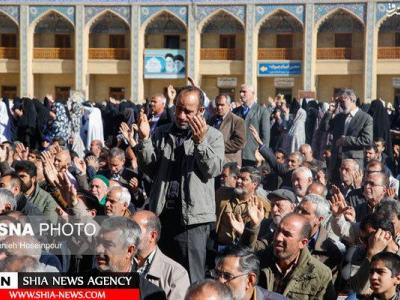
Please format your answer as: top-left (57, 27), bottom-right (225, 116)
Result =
top-left (303, 3), bottom-right (316, 92)
top-left (245, 4), bottom-right (257, 92)
top-left (364, 1), bottom-right (377, 103)
top-left (131, 4), bottom-right (141, 102)
top-left (75, 5), bottom-right (88, 97)
top-left (20, 5), bottom-right (33, 97)
top-left (187, 4), bottom-right (200, 84)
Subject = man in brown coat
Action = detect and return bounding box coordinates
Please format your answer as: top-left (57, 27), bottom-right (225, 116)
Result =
top-left (209, 94), bottom-right (245, 165)
top-left (216, 166), bottom-right (270, 246)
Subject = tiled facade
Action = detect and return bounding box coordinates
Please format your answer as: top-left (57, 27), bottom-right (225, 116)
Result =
top-left (0, 0), bottom-right (399, 102)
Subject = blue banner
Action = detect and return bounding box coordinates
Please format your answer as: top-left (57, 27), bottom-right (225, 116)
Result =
top-left (144, 49), bottom-right (186, 79)
top-left (257, 61), bottom-right (302, 76)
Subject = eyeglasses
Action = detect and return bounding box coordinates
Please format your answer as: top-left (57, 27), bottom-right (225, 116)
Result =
top-left (364, 181), bottom-right (385, 188)
top-left (210, 269), bottom-right (248, 282)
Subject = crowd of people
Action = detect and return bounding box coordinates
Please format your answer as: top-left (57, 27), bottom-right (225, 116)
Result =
top-left (1, 81), bottom-right (400, 300)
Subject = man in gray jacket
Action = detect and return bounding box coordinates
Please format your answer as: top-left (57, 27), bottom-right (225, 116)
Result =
top-left (233, 84), bottom-right (270, 166)
top-left (135, 85), bottom-right (225, 283)
top-left (132, 210), bottom-right (190, 300)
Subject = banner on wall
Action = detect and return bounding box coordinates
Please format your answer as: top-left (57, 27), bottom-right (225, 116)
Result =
top-left (258, 61), bottom-right (302, 77)
top-left (144, 49), bottom-right (186, 79)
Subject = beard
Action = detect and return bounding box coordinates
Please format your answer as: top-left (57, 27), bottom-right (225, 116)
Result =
top-left (231, 281), bottom-right (247, 300)
top-left (21, 180), bottom-right (33, 193)
top-left (272, 215), bottom-right (282, 225)
top-left (234, 187), bottom-right (248, 197)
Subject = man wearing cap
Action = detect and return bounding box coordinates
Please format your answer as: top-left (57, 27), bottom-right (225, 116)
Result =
top-left (90, 175), bottom-right (109, 205)
top-left (235, 188), bottom-right (296, 251)
top-left (216, 166), bottom-right (271, 246)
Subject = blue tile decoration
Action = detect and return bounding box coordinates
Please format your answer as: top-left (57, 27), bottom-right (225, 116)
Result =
top-left (256, 5), bottom-right (304, 25)
top-left (376, 2), bottom-right (400, 25)
top-left (365, 2), bottom-right (375, 101)
top-left (0, 6), bottom-right (18, 25)
top-left (304, 3), bottom-right (313, 91)
top-left (20, 6), bottom-right (28, 96)
top-left (197, 5), bottom-right (245, 25)
top-left (75, 5), bottom-right (84, 91)
top-left (131, 5), bottom-right (140, 102)
top-left (315, 3), bottom-right (366, 26)
top-left (187, 4), bottom-right (196, 79)
top-left (141, 5), bottom-right (187, 26)
top-left (85, 6), bottom-right (130, 26)
top-left (29, 5), bottom-right (74, 25)
top-left (246, 4), bottom-right (255, 85)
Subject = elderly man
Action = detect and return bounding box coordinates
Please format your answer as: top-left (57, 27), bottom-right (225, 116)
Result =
top-left (291, 166), bottom-right (313, 203)
top-left (299, 144), bottom-right (324, 170)
top-left (135, 85), bottom-right (224, 283)
top-left (212, 246), bottom-right (288, 300)
top-left (216, 166), bottom-right (270, 246)
top-left (208, 94), bottom-right (245, 165)
top-left (252, 128), bottom-right (303, 188)
top-left (330, 88), bottom-right (373, 182)
top-left (0, 188), bottom-right (16, 214)
top-left (331, 171), bottom-right (390, 244)
top-left (94, 217), bottom-right (166, 299)
top-left (90, 175), bottom-right (109, 205)
top-left (257, 213), bottom-right (335, 299)
top-left (132, 210), bottom-right (190, 300)
top-left (105, 186), bottom-right (132, 217)
top-left (234, 188), bottom-right (296, 251)
top-left (98, 147), bottom-right (136, 184)
top-left (233, 84), bottom-right (270, 166)
top-left (296, 194), bottom-right (343, 275)
top-left (148, 94), bottom-right (174, 134)
top-left (337, 159), bottom-right (364, 208)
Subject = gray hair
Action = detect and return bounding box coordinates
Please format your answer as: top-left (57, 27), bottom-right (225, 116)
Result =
top-left (215, 246), bottom-right (260, 282)
top-left (185, 279), bottom-right (233, 300)
top-left (152, 93), bottom-right (167, 105)
top-left (336, 88), bottom-right (357, 103)
top-left (109, 147), bottom-right (125, 161)
top-left (290, 151), bottom-right (305, 164)
top-left (0, 188), bottom-right (16, 211)
top-left (342, 159), bottom-right (360, 172)
top-left (215, 94), bottom-right (232, 105)
top-left (241, 84), bottom-right (255, 94)
top-left (376, 199), bottom-right (400, 219)
top-left (109, 186), bottom-right (131, 206)
top-left (303, 194), bottom-right (331, 219)
top-left (101, 217), bottom-right (141, 249)
top-left (292, 166), bottom-right (313, 179)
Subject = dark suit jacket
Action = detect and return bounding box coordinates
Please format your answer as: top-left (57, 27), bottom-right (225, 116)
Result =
top-left (98, 167), bottom-right (137, 186)
top-left (330, 109), bottom-right (373, 170)
top-left (149, 107), bottom-right (174, 132)
top-left (233, 103), bottom-right (271, 164)
top-left (208, 111), bottom-right (245, 165)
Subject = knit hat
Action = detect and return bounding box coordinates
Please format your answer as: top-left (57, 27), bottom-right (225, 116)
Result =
top-left (92, 174), bottom-right (110, 187)
top-left (92, 175), bottom-right (110, 206)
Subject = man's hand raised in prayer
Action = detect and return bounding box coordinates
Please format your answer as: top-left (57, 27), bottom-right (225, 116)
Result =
top-left (188, 114), bottom-right (208, 144)
top-left (137, 111), bottom-right (151, 140)
top-left (227, 213), bottom-right (244, 236)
